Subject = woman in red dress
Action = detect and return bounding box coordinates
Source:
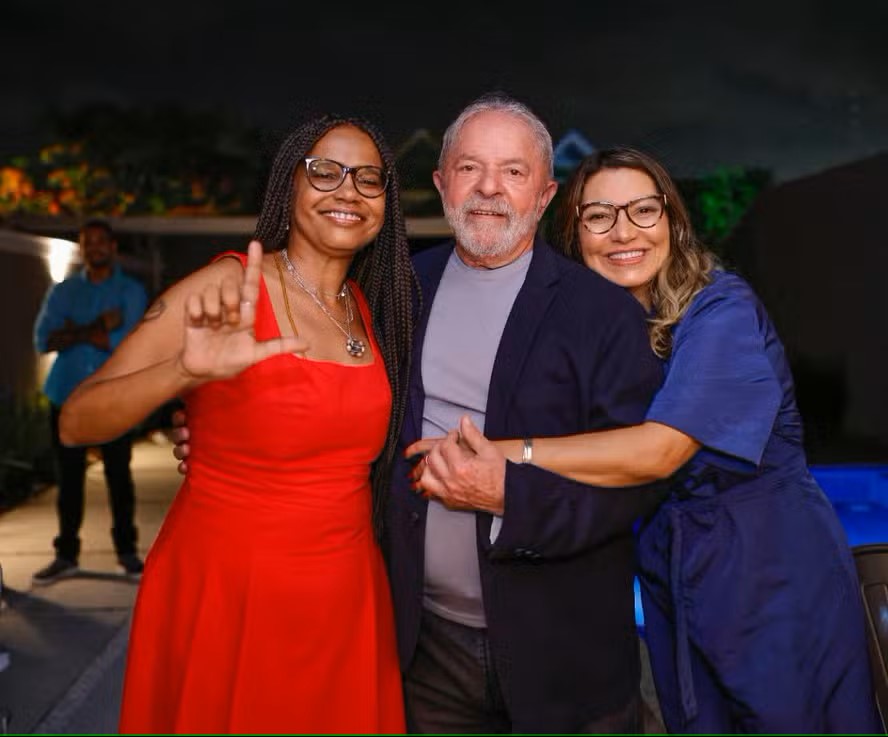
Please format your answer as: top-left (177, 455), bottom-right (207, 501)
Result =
top-left (60, 115), bottom-right (417, 733)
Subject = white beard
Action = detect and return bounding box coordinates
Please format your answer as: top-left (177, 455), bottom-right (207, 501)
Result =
top-left (443, 195), bottom-right (540, 261)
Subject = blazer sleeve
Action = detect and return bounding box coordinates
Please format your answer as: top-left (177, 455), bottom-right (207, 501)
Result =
top-left (487, 294), bottom-right (664, 561)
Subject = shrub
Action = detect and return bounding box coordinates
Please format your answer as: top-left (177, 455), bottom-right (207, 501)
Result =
top-left (0, 392), bottom-right (56, 511)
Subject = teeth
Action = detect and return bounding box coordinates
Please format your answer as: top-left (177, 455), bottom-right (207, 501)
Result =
top-left (608, 250), bottom-right (644, 261)
top-left (326, 211), bottom-right (361, 222)
top-left (471, 210), bottom-right (502, 216)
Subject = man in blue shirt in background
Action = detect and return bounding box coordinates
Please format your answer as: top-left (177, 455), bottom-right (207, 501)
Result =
top-left (32, 219), bottom-right (148, 583)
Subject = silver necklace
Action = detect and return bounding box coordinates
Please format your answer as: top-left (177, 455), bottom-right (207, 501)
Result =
top-left (279, 249), bottom-right (365, 358)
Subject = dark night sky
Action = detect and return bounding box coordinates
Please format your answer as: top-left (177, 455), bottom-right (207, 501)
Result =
top-left (3, 1), bottom-right (888, 452)
top-left (4, 0), bottom-right (888, 181)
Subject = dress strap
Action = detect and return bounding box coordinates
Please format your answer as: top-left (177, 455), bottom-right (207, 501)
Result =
top-left (211, 250), bottom-right (247, 267)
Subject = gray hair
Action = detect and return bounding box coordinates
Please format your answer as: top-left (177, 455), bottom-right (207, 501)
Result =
top-left (438, 92), bottom-right (554, 177)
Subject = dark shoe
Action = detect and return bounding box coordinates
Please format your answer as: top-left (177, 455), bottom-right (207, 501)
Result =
top-left (32, 558), bottom-right (79, 585)
top-left (117, 553), bottom-right (144, 577)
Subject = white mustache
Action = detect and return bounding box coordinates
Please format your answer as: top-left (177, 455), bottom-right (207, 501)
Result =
top-left (460, 196), bottom-right (511, 218)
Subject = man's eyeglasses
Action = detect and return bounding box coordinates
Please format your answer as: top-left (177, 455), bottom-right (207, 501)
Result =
top-left (302, 157), bottom-right (388, 199)
top-left (577, 194), bottom-right (667, 234)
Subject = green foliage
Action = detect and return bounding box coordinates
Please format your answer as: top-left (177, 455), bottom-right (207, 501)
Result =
top-left (679, 167), bottom-right (772, 249)
top-left (0, 392), bottom-right (55, 511)
top-left (0, 104), bottom-right (266, 217)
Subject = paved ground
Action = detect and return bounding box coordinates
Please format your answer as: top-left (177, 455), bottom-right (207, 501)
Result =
top-left (0, 434), bottom-right (665, 734)
top-left (0, 434), bottom-right (179, 734)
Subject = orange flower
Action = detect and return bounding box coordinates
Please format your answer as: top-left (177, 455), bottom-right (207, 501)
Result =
top-left (0, 166), bottom-right (35, 201)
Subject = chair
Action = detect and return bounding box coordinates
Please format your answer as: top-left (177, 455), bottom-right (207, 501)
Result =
top-left (853, 543), bottom-right (888, 732)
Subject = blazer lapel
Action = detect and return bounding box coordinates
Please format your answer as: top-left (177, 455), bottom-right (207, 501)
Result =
top-left (405, 244), bottom-right (454, 441)
top-left (485, 237), bottom-right (561, 437)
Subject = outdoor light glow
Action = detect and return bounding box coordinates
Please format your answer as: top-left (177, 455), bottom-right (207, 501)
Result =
top-left (47, 238), bottom-right (78, 283)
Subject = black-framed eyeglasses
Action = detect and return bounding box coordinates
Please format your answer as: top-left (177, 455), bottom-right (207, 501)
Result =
top-left (302, 157), bottom-right (389, 198)
top-left (576, 194), bottom-right (667, 234)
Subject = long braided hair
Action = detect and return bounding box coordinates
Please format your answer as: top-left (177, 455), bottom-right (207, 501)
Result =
top-left (254, 114), bottom-right (418, 538)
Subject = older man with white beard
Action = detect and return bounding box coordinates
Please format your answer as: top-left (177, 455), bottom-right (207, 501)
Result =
top-left (384, 93), bottom-right (664, 734)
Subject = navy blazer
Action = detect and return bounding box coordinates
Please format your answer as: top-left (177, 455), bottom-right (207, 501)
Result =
top-left (384, 237), bottom-right (664, 732)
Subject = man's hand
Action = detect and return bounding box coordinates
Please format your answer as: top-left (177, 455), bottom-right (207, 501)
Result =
top-left (47, 317), bottom-right (111, 352)
top-left (170, 408), bottom-right (190, 475)
top-left (97, 308), bottom-right (123, 332)
top-left (407, 415), bottom-right (507, 515)
top-left (85, 316), bottom-right (112, 350)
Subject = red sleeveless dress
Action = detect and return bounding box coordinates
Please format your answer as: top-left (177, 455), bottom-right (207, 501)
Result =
top-left (119, 253), bottom-right (405, 733)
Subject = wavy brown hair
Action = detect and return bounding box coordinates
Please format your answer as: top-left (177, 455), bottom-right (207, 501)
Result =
top-left (553, 147), bottom-right (716, 358)
top-left (254, 114), bottom-right (419, 538)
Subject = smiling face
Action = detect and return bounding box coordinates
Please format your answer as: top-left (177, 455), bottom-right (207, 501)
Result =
top-left (433, 109), bottom-right (557, 267)
top-left (578, 167), bottom-right (670, 308)
top-left (290, 124), bottom-right (386, 259)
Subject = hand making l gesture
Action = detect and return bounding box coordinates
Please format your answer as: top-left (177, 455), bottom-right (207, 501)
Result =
top-left (176, 240), bottom-right (309, 382)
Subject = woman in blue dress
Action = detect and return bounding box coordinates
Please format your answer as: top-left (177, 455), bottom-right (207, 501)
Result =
top-left (411, 147), bottom-right (881, 733)
top-left (534, 148), bottom-right (880, 733)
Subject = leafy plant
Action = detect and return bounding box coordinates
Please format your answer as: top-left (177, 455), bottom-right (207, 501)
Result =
top-left (680, 167), bottom-right (772, 250)
top-left (0, 104), bottom-right (265, 218)
top-left (0, 392), bottom-right (56, 511)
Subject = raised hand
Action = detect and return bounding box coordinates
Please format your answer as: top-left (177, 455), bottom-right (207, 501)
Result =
top-left (176, 241), bottom-right (309, 382)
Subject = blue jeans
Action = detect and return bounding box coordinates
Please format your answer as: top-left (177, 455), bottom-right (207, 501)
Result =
top-left (404, 608), bottom-right (641, 734)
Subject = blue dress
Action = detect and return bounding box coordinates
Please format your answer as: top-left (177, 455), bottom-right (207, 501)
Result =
top-left (639, 270), bottom-right (881, 733)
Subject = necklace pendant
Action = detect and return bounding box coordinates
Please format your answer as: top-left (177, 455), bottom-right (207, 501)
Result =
top-left (346, 337), bottom-right (366, 358)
